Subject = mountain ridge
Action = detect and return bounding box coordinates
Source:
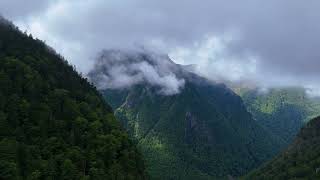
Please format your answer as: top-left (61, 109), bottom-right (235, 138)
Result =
top-left (89, 49), bottom-right (283, 179)
top-left (243, 116), bottom-right (320, 179)
top-left (234, 87), bottom-right (320, 147)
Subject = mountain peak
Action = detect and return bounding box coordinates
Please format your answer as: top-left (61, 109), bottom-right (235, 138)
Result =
top-left (88, 49), bottom-right (186, 95)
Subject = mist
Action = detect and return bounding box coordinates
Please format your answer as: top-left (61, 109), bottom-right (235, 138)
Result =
top-left (88, 50), bottom-right (185, 95)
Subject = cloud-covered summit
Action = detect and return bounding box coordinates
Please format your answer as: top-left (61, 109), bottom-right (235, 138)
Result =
top-left (88, 49), bottom-right (185, 95)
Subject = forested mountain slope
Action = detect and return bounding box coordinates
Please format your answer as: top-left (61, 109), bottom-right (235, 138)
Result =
top-left (236, 87), bottom-right (320, 146)
top-left (89, 50), bottom-right (282, 179)
top-left (0, 18), bottom-right (146, 179)
top-left (244, 116), bottom-right (320, 179)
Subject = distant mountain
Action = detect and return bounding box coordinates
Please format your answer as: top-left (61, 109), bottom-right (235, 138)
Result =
top-left (0, 18), bottom-right (146, 179)
top-left (89, 50), bottom-right (282, 179)
top-left (243, 116), bottom-right (320, 179)
top-left (234, 87), bottom-right (320, 146)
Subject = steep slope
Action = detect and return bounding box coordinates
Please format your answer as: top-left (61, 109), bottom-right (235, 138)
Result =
top-left (237, 87), bottom-right (320, 145)
top-left (0, 18), bottom-right (146, 179)
top-left (89, 50), bottom-right (282, 179)
top-left (244, 116), bottom-right (320, 179)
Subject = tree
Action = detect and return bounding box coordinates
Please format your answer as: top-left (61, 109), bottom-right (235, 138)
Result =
top-left (61, 159), bottom-right (78, 180)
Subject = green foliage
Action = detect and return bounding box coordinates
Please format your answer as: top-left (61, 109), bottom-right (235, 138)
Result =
top-left (0, 19), bottom-right (146, 179)
top-left (243, 116), bottom-right (320, 180)
top-left (103, 80), bottom-right (282, 179)
top-left (240, 88), bottom-right (320, 145)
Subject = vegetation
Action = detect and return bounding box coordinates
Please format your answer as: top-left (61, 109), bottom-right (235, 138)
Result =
top-left (0, 18), bottom-right (146, 179)
top-left (92, 52), bottom-right (283, 179)
top-left (239, 88), bottom-right (320, 146)
top-left (243, 116), bottom-right (320, 180)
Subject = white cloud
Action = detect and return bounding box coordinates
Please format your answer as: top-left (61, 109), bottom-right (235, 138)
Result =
top-left (89, 50), bottom-right (185, 95)
top-left (170, 35), bottom-right (258, 82)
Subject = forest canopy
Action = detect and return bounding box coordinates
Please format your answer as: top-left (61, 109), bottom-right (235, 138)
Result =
top-left (0, 18), bottom-right (146, 180)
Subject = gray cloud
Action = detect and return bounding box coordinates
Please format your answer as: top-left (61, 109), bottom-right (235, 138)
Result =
top-left (0, 0), bottom-right (51, 20)
top-left (88, 50), bottom-right (185, 95)
top-left (1, 0), bottom-right (320, 94)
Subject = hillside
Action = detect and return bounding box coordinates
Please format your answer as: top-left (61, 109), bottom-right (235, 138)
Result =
top-left (244, 116), bottom-right (320, 179)
top-left (89, 50), bottom-right (282, 179)
top-left (237, 88), bottom-right (320, 146)
top-left (0, 18), bottom-right (146, 179)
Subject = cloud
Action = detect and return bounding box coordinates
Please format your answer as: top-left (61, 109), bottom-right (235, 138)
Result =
top-left (1, 0), bottom-right (320, 94)
top-left (169, 33), bottom-right (320, 94)
top-left (169, 34), bottom-right (259, 83)
top-left (0, 0), bottom-right (51, 19)
top-left (89, 50), bottom-right (185, 95)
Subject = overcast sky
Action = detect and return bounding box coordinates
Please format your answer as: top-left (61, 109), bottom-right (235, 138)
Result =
top-left (1, 0), bottom-right (320, 95)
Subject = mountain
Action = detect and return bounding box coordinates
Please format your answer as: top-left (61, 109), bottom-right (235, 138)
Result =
top-left (0, 18), bottom-right (146, 179)
top-left (243, 116), bottom-right (320, 179)
top-left (89, 50), bottom-right (282, 179)
top-left (235, 87), bottom-right (320, 146)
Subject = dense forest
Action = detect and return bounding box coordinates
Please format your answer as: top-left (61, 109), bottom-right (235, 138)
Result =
top-left (89, 50), bottom-right (282, 179)
top-left (243, 116), bottom-right (320, 179)
top-left (237, 88), bottom-right (320, 146)
top-left (0, 18), bottom-right (146, 179)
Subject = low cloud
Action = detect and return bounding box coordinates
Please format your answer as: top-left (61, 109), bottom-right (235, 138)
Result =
top-left (89, 50), bottom-right (185, 95)
top-left (169, 34), bottom-right (320, 96)
top-left (169, 34), bottom-right (258, 83)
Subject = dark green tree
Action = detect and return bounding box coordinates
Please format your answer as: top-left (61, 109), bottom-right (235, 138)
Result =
top-left (0, 17), bottom-right (146, 179)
